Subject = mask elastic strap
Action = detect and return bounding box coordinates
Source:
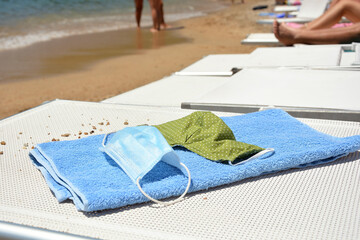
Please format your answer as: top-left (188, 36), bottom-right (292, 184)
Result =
top-left (136, 162), bottom-right (192, 206)
top-left (101, 134), bottom-right (109, 148)
top-left (228, 148), bottom-right (275, 166)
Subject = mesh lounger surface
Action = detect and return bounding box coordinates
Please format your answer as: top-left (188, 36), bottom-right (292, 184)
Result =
top-left (1, 100), bottom-right (360, 239)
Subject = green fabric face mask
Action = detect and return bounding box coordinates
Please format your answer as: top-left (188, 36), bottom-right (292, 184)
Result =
top-left (154, 111), bottom-right (267, 163)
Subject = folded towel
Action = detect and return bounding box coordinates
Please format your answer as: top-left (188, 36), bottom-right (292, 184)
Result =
top-left (30, 109), bottom-right (360, 212)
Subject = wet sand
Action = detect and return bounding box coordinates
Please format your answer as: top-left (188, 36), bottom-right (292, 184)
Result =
top-left (0, 0), bottom-right (274, 119)
top-left (0, 27), bottom-right (187, 84)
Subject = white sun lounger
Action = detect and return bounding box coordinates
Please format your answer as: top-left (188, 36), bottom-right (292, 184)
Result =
top-left (182, 68), bottom-right (360, 121)
top-left (353, 43), bottom-right (360, 65)
top-left (102, 75), bottom-right (230, 107)
top-left (1, 99), bottom-right (360, 239)
top-left (240, 41), bottom-right (360, 69)
top-left (246, 44), bottom-right (359, 70)
top-left (174, 46), bottom-right (359, 77)
top-left (274, 5), bottom-right (300, 12)
top-left (257, 0), bottom-right (329, 24)
top-left (241, 33), bottom-right (283, 45)
top-left (295, 42), bottom-right (360, 67)
top-left (241, 32), bottom-right (353, 46)
top-left (246, 46), bottom-right (342, 67)
top-left (174, 54), bottom-right (249, 76)
top-left (294, 43), bottom-right (355, 50)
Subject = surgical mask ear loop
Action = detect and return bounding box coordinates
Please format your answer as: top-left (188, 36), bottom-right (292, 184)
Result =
top-left (102, 133), bottom-right (110, 148)
top-left (136, 162), bottom-right (191, 206)
top-left (229, 148), bottom-right (275, 166)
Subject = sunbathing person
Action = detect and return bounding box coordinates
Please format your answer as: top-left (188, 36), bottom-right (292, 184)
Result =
top-left (273, 0), bottom-right (360, 45)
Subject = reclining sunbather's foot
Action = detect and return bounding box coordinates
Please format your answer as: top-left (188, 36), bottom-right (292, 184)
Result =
top-left (273, 20), bottom-right (298, 46)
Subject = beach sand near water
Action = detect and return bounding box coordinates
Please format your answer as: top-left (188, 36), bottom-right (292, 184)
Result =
top-left (0, 0), bottom-right (274, 119)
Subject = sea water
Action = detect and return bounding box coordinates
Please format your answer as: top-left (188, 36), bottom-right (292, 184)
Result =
top-left (0, 0), bottom-right (226, 51)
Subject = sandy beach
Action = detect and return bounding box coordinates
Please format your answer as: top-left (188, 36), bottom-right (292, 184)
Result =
top-left (0, 0), bottom-right (274, 119)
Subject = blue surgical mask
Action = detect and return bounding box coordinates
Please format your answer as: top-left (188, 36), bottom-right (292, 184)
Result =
top-left (100, 126), bottom-right (191, 206)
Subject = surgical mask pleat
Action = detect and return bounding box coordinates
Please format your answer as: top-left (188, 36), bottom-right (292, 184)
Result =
top-left (101, 126), bottom-right (192, 206)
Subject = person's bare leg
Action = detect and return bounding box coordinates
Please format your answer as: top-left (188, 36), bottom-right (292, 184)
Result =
top-left (329, 0), bottom-right (341, 9)
top-left (148, 0), bottom-right (161, 32)
top-left (305, 0), bottom-right (360, 30)
top-left (159, 0), bottom-right (171, 29)
top-left (329, 0), bottom-right (360, 9)
top-left (274, 20), bottom-right (360, 45)
top-left (134, 0), bottom-right (143, 28)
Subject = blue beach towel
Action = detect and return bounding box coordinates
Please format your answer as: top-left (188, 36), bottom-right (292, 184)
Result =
top-left (30, 109), bottom-right (360, 212)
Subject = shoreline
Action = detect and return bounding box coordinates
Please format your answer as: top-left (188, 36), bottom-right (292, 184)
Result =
top-left (0, 0), bottom-right (228, 52)
top-left (0, 0), bottom-right (273, 119)
top-left (0, 26), bottom-right (188, 84)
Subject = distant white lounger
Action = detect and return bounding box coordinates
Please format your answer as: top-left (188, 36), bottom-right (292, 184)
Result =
top-left (102, 75), bottom-right (231, 107)
top-left (174, 54), bottom-right (249, 76)
top-left (274, 5), bottom-right (300, 12)
top-left (257, 0), bottom-right (329, 24)
top-left (256, 17), bottom-right (318, 24)
top-left (182, 68), bottom-right (360, 116)
top-left (245, 46), bottom-right (342, 67)
top-left (295, 42), bottom-right (360, 67)
top-left (245, 44), bottom-right (360, 69)
top-left (175, 45), bottom-right (358, 77)
top-left (241, 33), bottom-right (282, 45)
top-left (352, 42), bottom-right (360, 65)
